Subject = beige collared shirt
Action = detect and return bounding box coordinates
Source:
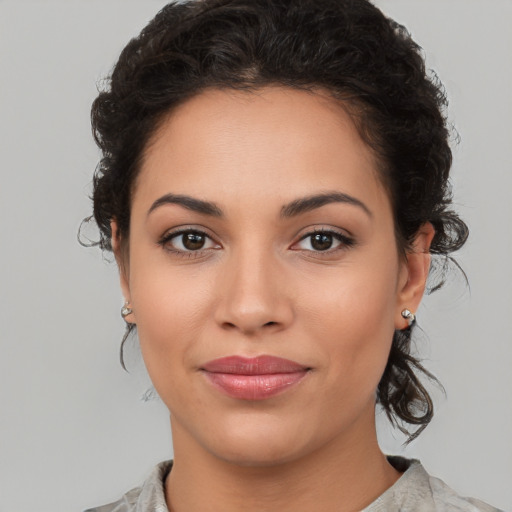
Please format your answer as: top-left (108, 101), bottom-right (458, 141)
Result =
top-left (84, 457), bottom-right (504, 512)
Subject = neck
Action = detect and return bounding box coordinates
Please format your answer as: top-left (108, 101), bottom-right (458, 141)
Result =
top-left (165, 408), bottom-right (401, 512)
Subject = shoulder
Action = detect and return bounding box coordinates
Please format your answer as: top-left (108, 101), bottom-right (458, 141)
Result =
top-left (83, 461), bottom-right (172, 512)
top-left (364, 456), bottom-right (504, 512)
top-left (427, 472), bottom-right (504, 512)
top-left (83, 486), bottom-right (141, 512)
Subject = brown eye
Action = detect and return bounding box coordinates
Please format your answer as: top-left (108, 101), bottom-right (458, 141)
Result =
top-left (182, 232), bottom-right (206, 250)
top-left (293, 229), bottom-right (354, 253)
top-left (310, 233), bottom-right (334, 251)
top-left (161, 229), bottom-right (219, 253)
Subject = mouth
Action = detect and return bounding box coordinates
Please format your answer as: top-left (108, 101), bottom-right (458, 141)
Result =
top-left (200, 355), bottom-right (311, 401)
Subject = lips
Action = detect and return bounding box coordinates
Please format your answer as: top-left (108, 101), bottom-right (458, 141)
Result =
top-left (201, 355), bottom-right (310, 400)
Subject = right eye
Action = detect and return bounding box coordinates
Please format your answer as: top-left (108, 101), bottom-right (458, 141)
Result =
top-left (159, 229), bottom-right (220, 254)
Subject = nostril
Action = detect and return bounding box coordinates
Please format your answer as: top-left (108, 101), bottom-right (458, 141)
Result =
top-left (264, 321), bottom-right (277, 327)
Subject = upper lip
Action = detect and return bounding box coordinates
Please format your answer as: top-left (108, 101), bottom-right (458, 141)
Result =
top-left (201, 355), bottom-right (309, 375)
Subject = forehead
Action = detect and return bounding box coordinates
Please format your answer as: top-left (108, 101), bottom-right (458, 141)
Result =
top-left (134, 86), bottom-right (389, 216)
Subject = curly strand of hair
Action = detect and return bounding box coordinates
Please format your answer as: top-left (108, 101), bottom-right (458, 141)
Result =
top-left (377, 328), bottom-right (443, 443)
top-left (119, 323), bottom-right (137, 372)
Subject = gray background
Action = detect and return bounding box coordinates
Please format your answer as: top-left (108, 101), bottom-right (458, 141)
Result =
top-left (0, 1), bottom-right (511, 511)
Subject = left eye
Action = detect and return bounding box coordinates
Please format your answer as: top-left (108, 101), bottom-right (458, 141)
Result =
top-left (163, 230), bottom-right (218, 252)
top-left (294, 231), bottom-right (349, 252)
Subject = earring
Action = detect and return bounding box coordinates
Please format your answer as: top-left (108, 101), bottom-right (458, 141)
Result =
top-left (121, 301), bottom-right (133, 319)
top-left (401, 308), bottom-right (416, 328)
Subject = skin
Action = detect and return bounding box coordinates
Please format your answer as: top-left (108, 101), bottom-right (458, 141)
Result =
top-left (112, 87), bottom-right (434, 512)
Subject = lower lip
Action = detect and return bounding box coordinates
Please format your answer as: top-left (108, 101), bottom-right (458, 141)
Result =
top-left (203, 371), bottom-right (308, 400)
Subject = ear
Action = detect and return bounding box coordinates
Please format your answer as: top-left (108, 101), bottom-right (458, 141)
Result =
top-left (395, 222), bottom-right (435, 330)
top-left (111, 220), bottom-right (135, 324)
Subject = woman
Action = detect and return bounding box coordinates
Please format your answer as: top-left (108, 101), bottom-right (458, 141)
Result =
top-left (84, 0), bottom-right (502, 510)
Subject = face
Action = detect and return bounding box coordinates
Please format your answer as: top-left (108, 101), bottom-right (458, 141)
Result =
top-left (116, 87), bottom-right (430, 466)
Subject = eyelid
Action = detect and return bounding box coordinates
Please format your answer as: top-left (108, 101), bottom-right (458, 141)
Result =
top-left (159, 224), bottom-right (217, 241)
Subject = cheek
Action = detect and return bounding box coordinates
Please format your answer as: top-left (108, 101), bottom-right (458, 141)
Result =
top-left (299, 261), bottom-right (398, 394)
top-left (128, 259), bottom-right (216, 381)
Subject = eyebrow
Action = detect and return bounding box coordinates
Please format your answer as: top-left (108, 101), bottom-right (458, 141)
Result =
top-left (148, 193), bottom-right (223, 217)
top-left (280, 191), bottom-right (372, 218)
top-left (147, 191), bottom-right (371, 218)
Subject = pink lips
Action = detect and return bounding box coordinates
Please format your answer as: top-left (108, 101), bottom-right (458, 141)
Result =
top-left (201, 355), bottom-right (309, 400)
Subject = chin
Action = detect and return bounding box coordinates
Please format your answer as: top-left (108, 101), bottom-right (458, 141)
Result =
top-left (200, 415), bottom-right (321, 468)
top-left (214, 441), bottom-right (307, 468)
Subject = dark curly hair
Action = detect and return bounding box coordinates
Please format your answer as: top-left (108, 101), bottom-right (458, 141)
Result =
top-left (88, 0), bottom-right (468, 441)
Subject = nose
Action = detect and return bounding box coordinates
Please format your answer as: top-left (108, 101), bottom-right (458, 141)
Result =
top-left (214, 245), bottom-right (294, 336)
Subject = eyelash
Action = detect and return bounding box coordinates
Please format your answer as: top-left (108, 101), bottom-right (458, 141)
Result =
top-left (294, 228), bottom-right (355, 255)
top-left (158, 227), bottom-right (355, 258)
